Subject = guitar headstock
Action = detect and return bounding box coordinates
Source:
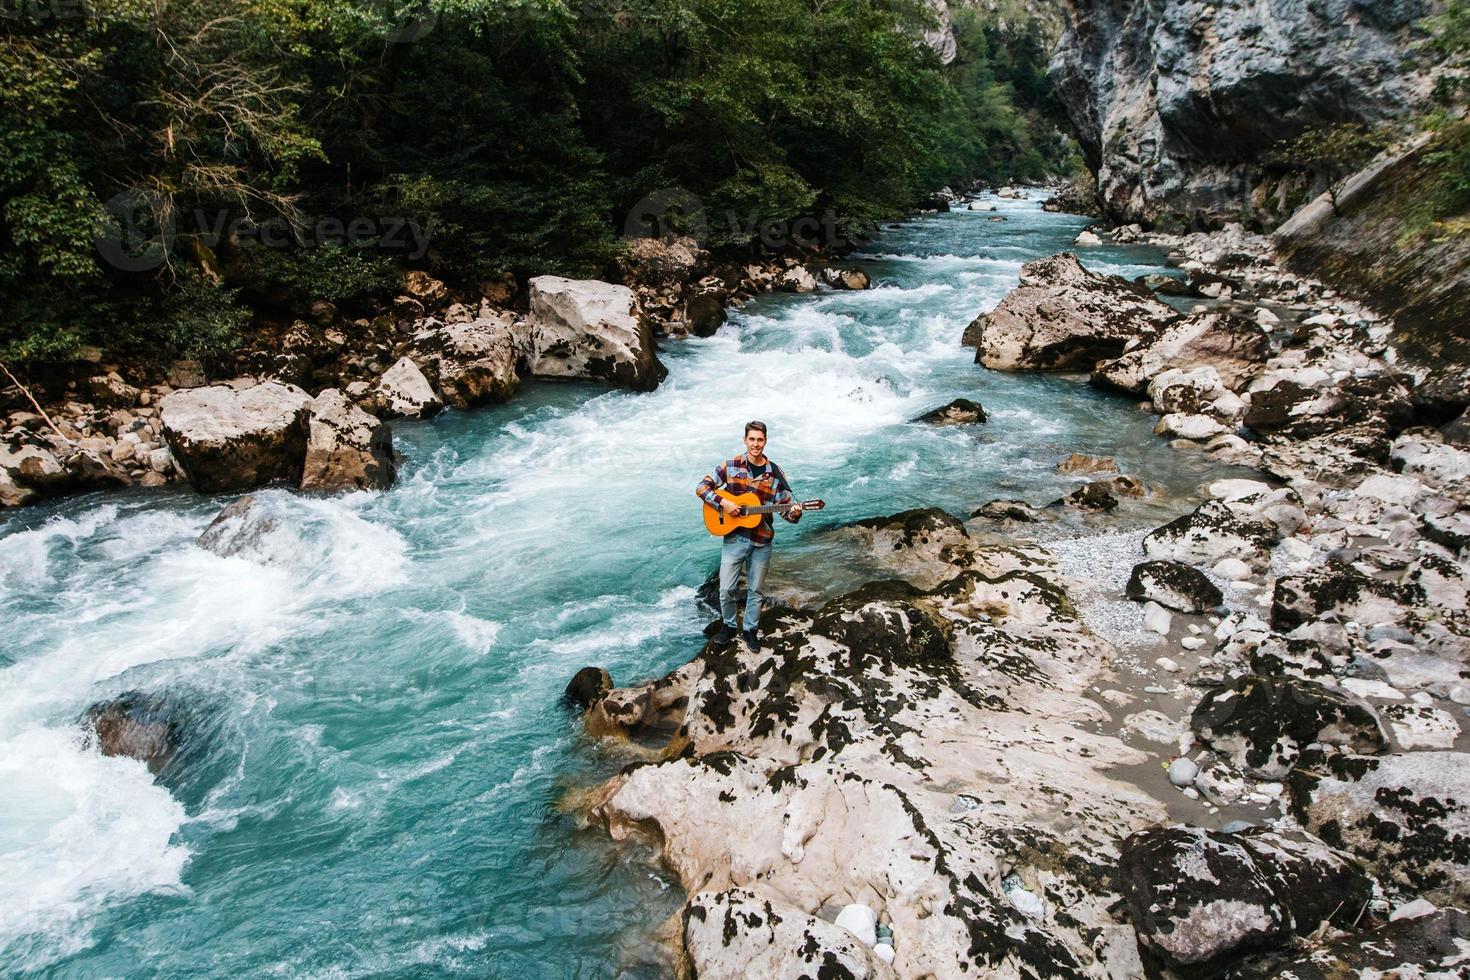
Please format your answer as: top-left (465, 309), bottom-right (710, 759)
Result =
top-left (800, 499), bottom-right (825, 511)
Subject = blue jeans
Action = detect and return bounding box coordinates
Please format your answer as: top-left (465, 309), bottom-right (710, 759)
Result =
top-left (719, 533), bottom-right (772, 631)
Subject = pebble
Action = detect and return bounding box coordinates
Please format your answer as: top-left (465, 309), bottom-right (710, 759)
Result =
top-left (1342, 678), bottom-right (1406, 700)
top-left (1181, 787), bottom-right (1200, 800)
top-left (1002, 876), bottom-right (1045, 919)
top-left (1143, 601), bottom-right (1172, 636)
top-left (835, 904), bottom-right (877, 946)
top-left (1450, 684), bottom-right (1470, 706)
top-left (873, 943), bottom-right (895, 964)
top-left (1180, 637), bottom-right (1205, 651)
top-left (1144, 684), bottom-right (1173, 695)
top-left (1156, 656), bottom-right (1181, 672)
top-left (1168, 757), bottom-right (1199, 787)
top-left (1211, 557), bottom-right (1252, 581)
top-left (1390, 898), bottom-right (1438, 922)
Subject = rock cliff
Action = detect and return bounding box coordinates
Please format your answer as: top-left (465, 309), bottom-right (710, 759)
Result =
top-left (1049, 0), bottom-right (1439, 228)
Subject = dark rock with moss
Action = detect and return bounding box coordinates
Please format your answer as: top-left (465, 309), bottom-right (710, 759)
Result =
top-left (1058, 481), bottom-right (1119, 511)
top-left (1269, 562), bottom-right (1427, 634)
top-left (912, 398), bottom-right (987, 425)
top-left (1135, 273), bottom-right (1190, 296)
top-left (1192, 674), bottom-right (1388, 778)
top-left (972, 498), bottom-right (1047, 522)
top-left (1126, 559), bottom-right (1223, 613)
top-left (1286, 750), bottom-right (1470, 899)
top-left (1140, 502), bottom-right (1281, 570)
top-left (1224, 907), bottom-right (1470, 979)
top-left (1144, 499), bottom-right (1278, 571)
top-left (1244, 372), bottom-right (1414, 441)
top-left (1118, 826), bottom-right (1372, 976)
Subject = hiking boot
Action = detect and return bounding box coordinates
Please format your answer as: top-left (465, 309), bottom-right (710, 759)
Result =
top-left (712, 624), bottom-right (736, 646)
top-left (741, 629), bottom-right (761, 652)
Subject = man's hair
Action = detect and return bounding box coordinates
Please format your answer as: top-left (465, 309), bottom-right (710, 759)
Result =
top-left (745, 420), bottom-right (768, 437)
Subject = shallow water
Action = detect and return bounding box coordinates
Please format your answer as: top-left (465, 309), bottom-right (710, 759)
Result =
top-left (0, 192), bottom-right (1237, 977)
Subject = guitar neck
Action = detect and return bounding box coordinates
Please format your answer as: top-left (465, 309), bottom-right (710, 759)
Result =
top-left (741, 499), bottom-right (821, 514)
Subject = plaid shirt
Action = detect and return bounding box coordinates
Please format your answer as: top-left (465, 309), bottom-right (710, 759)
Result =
top-left (696, 453), bottom-right (801, 546)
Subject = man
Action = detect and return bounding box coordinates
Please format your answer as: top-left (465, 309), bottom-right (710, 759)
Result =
top-left (695, 421), bottom-right (803, 650)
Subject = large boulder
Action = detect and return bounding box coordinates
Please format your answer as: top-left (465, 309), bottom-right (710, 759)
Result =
top-left (1142, 500), bottom-right (1278, 571)
top-left (1093, 311), bottom-right (1271, 394)
top-left (524, 276), bottom-right (667, 390)
top-left (1118, 826), bottom-right (1371, 975)
top-left (372, 356), bottom-right (443, 419)
top-left (1125, 559), bottom-right (1223, 613)
top-left (300, 389), bottom-right (395, 492)
top-left (962, 253), bottom-right (1176, 371)
top-left (1244, 372), bottom-right (1413, 441)
top-left (159, 380), bottom-right (314, 493)
top-left (410, 315), bottom-right (520, 409)
top-left (618, 235), bottom-right (705, 287)
top-left (1269, 562), bottom-right (1430, 634)
top-left (1287, 750), bottom-right (1470, 898)
top-left (1192, 674), bottom-right (1388, 778)
top-left (684, 291), bottom-right (726, 338)
top-left (1148, 366), bottom-right (1247, 422)
top-left (0, 443), bottom-right (69, 496)
top-left (850, 508), bottom-right (971, 583)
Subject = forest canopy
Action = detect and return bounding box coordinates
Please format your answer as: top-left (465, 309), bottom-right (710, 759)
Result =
top-left (0, 0), bottom-right (1068, 362)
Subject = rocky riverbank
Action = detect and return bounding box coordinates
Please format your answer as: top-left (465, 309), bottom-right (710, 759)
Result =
top-left (0, 241), bottom-right (871, 510)
top-left (564, 198), bottom-right (1469, 976)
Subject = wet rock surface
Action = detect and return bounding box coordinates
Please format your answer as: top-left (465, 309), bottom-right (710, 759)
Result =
top-left (81, 691), bottom-right (185, 774)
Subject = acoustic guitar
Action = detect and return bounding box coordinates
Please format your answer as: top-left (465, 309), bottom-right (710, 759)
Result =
top-left (703, 489), bottom-right (826, 536)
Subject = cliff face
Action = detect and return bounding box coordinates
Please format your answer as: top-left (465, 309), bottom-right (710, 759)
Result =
top-left (1049, 0), bottom-right (1438, 228)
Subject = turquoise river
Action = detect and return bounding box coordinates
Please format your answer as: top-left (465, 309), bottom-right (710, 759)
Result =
top-left (1, 192), bottom-right (1232, 978)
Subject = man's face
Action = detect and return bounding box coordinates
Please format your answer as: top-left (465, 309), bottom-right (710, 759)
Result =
top-left (745, 429), bottom-right (767, 458)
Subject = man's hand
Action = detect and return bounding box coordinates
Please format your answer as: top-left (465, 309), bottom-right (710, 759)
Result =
top-left (721, 498), bottom-right (743, 516)
top-left (788, 503), bottom-right (803, 518)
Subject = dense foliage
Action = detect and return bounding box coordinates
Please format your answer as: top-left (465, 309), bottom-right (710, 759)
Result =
top-left (1413, 0), bottom-right (1470, 239)
top-left (0, 0), bottom-right (1066, 363)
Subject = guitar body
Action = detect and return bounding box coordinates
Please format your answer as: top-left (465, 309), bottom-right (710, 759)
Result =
top-left (703, 489), bottom-right (826, 536)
